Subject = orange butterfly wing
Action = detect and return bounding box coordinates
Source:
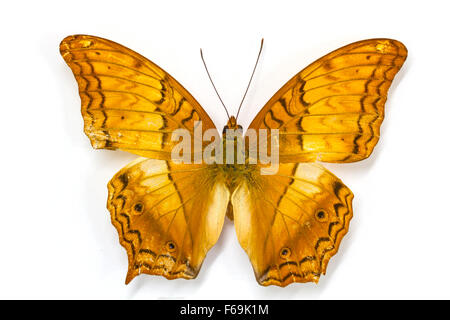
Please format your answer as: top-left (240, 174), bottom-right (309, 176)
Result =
top-left (232, 163), bottom-right (353, 286)
top-left (60, 35), bottom-right (216, 160)
top-left (248, 39), bottom-right (407, 163)
top-left (107, 158), bottom-right (229, 283)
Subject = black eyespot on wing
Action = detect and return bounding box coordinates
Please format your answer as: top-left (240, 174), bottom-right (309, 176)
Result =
top-left (134, 203), bottom-right (143, 213)
top-left (280, 247), bottom-right (291, 259)
top-left (315, 209), bottom-right (328, 222)
top-left (166, 241), bottom-right (176, 252)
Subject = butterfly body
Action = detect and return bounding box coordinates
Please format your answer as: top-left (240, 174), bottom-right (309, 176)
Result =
top-left (60, 35), bottom-right (406, 286)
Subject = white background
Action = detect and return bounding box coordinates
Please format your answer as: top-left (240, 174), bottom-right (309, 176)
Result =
top-left (1, 0), bottom-right (449, 299)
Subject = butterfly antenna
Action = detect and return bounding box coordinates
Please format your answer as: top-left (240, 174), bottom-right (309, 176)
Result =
top-left (200, 48), bottom-right (231, 120)
top-left (235, 38), bottom-right (264, 121)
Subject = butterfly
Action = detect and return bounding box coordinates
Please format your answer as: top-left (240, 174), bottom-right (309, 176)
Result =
top-left (60, 35), bottom-right (407, 286)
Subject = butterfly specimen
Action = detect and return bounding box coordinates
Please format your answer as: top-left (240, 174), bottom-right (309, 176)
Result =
top-left (60, 35), bottom-right (407, 286)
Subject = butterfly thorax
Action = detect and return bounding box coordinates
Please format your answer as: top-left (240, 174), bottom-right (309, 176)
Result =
top-left (221, 116), bottom-right (244, 168)
top-left (218, 116), bottom-right (256, 191)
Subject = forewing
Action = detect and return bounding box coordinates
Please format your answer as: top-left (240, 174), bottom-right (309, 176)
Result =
top-left (248, 39), bottom-right (407, 163)
top-left (60, 35), bottom-right (217, 159)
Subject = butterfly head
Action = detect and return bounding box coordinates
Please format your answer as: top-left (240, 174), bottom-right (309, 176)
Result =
top-left (222, 116), bottom-right (243, 135)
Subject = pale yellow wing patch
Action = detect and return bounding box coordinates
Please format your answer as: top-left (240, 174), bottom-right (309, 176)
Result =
top-left (232, 163), bottom-right (353, 287)
top-left (107, 158), bottom-right (229, 283)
